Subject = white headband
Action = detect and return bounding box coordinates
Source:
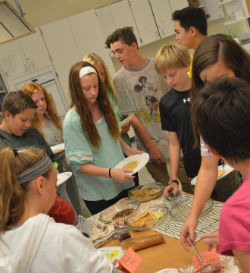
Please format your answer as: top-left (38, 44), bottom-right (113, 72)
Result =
top-left (79, 66), bottom-right (97, 79)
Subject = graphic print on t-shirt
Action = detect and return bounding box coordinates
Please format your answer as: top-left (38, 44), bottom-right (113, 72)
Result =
top-left (134, 76), bottom-right (161, 123)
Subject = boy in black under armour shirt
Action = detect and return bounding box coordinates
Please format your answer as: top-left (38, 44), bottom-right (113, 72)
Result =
top-left (155, 43), bottom-right (201, 197)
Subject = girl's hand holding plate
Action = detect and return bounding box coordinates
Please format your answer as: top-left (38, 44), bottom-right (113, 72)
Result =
top-left (111, 168), bottom-right (135, 183)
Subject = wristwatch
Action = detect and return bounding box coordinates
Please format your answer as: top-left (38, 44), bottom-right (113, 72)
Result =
top-left (168, 179), bottom-right (179, 185)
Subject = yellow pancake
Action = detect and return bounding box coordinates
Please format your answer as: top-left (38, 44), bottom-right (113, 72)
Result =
top-left (217, 169), bottom-right (225, 178)
top-left (123, 161), bottom-right (139, 170)
top-left (151, 210), bottom-right (164, 221)
top-left (130, 211), bottom-right (162, 228)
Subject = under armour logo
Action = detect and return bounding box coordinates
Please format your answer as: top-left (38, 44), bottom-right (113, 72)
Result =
top-left (183, 98), bottom-right (190, 103)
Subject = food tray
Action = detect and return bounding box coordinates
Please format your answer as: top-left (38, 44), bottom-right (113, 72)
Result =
top-left (128, 183), bottom-right (164, 202)
top-left (99, 198), bottom-right (139, 224)
top-left (169, 196), bottom-right (214, 222)
top-left (127, 205), bottom-right (168, 231)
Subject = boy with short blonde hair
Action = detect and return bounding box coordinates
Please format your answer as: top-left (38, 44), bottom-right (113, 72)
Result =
top-left (155, 44), bottom-right (190, 73)
top-left (155, 44), bottom-right (201, 197)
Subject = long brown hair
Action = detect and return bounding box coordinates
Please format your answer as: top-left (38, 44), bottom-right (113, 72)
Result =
top-left (0, 147), bottom-right (50, 232)
top-left (68, 61), bottom-right (120, 149)
top-left (82, 53), bottom-right (119, 103)
top-left (21, 82), bottom-right (62, 137)
top-left (191, 34), bottom-right (250, 146)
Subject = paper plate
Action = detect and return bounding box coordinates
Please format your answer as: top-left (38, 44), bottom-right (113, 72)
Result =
top-left (119, 114), bottom-right (134, 128)
top-left (114, 152), bottom-right (149, 174)
top-left (50, 143), bottom-right (65, 154)
top-left (57, 172), bottom-right (72, 186)
top-left (98, 246), bottom-right (124, 264)
top-left (191, 164), bottom-right (234, 185)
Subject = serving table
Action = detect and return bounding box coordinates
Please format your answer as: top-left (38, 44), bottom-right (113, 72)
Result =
top-left (77, 194), bottom-right (223, 273)
top-left (104, 229), bottom-right (208, 273)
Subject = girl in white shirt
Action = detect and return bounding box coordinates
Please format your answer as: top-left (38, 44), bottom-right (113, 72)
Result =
top-left (0, 147), bottom-right (118, 273)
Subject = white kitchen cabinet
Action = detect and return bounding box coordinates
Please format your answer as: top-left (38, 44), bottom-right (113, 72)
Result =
top-left (0, 30), bottom-right (52, 81)
top-left (110, 0), bottom-right (141, 45)
top-left (95, 0), bottom-right (142, 46)
top-left (200, 0), bottom-right (224, 21)
top-left (0, 39), bottom-right (27, 80)
top-left (219, 0), bottom-right (249, 25)
top-left (95, 5), bottom-right (116, 42)
top-left (18, 30), bottom-right (52, 73)
top-left (40, 19), bottom-right (80, 106)
top-left (129, 0), bottom-right (160, 45)
top-left (68, 9), bottom-right (115, 75)
top-left (168, 0), bottom-right (188, 13)
top-left (149, 0), bottom-right (175, 38)
top-left (40, 10), bottom-right (116, 106)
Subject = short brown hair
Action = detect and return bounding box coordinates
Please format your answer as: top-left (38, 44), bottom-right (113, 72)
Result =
top-left (2, 91), bottom-right (37, 117)
top-left (105, 26), bottom-right (138, 48)
top-left (154, 43), bottom-right (190, 74)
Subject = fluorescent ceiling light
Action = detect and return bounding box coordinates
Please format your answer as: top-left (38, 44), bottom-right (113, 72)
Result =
top-left (0, 1), bottom-right (34, 44)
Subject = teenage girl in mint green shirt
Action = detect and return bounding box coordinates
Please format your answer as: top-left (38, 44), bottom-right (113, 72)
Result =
top-left (63, 62), bottom-right (142, 214)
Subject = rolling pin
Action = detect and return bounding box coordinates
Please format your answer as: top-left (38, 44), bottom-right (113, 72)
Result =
top-left (121, 233), bottom-right (164, 251)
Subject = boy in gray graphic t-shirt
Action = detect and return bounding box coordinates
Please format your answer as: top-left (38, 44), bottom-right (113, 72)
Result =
top-left (105, 27), bottom-right (172, 186)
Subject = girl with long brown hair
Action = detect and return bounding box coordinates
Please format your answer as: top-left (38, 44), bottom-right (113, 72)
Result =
top-left (0, 147), bottom-right (116, 273)
top-left (82, 52), bottom-right (140, 187)
top-left (63, 61), bottom-right (141, 214)
top-left (180, 34), bottom-right (250, 249)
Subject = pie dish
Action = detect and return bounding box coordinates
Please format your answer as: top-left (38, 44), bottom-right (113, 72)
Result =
top-left (127, 205), bottom-right (167, 231)
top-left (99, 198), bottom-right (139, 224)
top-left (128, 183), bottom-right (164, 202)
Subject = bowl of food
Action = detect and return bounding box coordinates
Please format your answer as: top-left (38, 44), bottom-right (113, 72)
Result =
top-left (127, 205), bottom-right (167, 231)
top-left (100, 198), bottom-right (139, 224)
top-left (128, 183), bottom-right (164, 202)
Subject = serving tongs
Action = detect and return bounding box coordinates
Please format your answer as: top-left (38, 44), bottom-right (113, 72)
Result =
top-left (187, 237), bottom-right (223, 273)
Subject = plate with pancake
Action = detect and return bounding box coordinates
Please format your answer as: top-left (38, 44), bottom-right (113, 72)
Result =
top-left (50, 143), bottom-right (65, 154)
top-left (191, 164), bottom-right (234, 185)
top-left (114, 152), bottom-right (149, 175)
